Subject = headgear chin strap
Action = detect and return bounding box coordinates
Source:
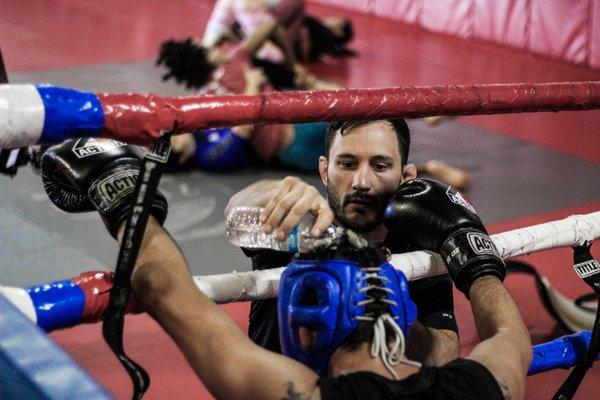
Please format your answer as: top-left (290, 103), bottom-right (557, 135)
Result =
top-left (278, 259), bottom-right (418, 377)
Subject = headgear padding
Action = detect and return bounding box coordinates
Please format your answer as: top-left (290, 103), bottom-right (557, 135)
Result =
top-left (278, 258), bottom-right (417, 376)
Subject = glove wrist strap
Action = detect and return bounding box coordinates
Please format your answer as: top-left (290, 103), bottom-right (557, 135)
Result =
top-left (441, 228), bottom-right (504, 295)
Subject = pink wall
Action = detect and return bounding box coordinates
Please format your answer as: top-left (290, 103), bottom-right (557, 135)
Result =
top-left (311, 0), bottom-right (600, 70)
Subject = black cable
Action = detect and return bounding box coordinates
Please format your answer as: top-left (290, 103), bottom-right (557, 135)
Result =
top-left (102, 134), bottom-right (172, 400)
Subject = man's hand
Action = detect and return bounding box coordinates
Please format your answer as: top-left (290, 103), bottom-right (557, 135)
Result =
top-left (261, 176), bottom-right (333, 239)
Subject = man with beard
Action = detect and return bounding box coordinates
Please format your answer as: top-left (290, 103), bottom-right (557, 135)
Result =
top-left (225, 119), bottom-right (459, 365)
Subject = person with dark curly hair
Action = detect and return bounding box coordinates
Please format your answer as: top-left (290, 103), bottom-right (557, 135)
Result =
top-left (157, 16), bottom-right (306, 93)
top-left (159, 16), bottom-right (337, 175)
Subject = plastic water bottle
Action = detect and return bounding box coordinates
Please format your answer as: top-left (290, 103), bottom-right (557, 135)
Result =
top-left (226, 206), bottom-right (344, 253)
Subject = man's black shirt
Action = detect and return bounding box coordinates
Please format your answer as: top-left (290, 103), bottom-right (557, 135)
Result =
top-left (243, 239), bottom-right (458, 353)
top-left (318, 359), bottom-right (503, 400)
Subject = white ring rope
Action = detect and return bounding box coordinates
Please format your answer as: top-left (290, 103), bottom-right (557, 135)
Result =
top-left (194, 211), bottom-right (600, 303)
top-left (2, 211), bottom-right (599, 319)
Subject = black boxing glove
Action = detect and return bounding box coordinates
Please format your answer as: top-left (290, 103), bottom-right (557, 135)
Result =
top-left (384, 179), bottom-right (505, 297)
top-left (41, 138), bottom-right (168, 237)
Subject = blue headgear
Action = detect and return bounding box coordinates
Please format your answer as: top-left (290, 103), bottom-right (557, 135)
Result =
top-left (192, 128), bottom-right (251, 171)
top-left (278, 258), bottom-right (417, 376)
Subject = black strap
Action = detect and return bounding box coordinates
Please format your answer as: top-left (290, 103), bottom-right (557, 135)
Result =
top-left (552, 242), bottom-right (600, 400)
top-left (0, 148), bottom-right (29, 176)
top-left (505, 260), bottom-right (572, 329)
top-left (102, 134), bottom-right (172, 400)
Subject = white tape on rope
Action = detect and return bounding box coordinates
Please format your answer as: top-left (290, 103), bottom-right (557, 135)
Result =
top-left (0, 286), bottom-right (37, 323)
top-left (0, 84), bottom-right (45, 148)
top-left (193, 211), bottom-right (600, 303)
top-left (493, 212), bottom-right (600, 259)
top-left (193, 268), bottom-right (284, 304)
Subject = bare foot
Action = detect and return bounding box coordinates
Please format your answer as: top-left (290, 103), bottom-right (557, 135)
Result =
top-left (170, 133), bottom-right (197, 164)
top-left (423, 115), bottom-right (449, 126)
top-left (419, 160), bottom-right (471, 190)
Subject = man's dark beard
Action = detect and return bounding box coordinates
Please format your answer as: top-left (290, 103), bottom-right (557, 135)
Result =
top-left (327, 187), bottom-right (392, 233)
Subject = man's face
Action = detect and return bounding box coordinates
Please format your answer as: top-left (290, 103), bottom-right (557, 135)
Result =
top-left (319, 121), bottom-right (415, 233)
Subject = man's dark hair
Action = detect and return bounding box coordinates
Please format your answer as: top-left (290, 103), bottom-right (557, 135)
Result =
top-left (325, 119), bottom-right (411, 165)
top-left (296, 234), bottom-right (399, 352)
top-left (157, 38), bottom-right (215, 89)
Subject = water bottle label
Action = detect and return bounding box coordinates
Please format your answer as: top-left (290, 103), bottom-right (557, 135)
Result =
top-left (289, 226), bottom-right (298, 253)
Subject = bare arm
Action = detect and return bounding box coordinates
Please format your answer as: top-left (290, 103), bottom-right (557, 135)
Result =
top-left (466, 276), bottom-right (532, 400)
top-left (405, 322), bottom-right (459, 366)
top-left (201, 0), bottom-right (233, 47)
top-left (242, 19), bottom-right (279, 58)
top-left (225, 176), bottom-right (334, 239)
top-left (269, 25), bottom-right (297, 70)
top-left (129, 218), bottom-right (321, 400)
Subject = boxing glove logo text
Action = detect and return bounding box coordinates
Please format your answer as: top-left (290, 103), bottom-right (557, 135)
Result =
top-left (72, 138), bottom-right (126, 158)
top-left (467, 232), bottom-right (498, 255)
top-left (446, 187), bottom-right (477, 215)
top-left (145, 137), bottom-right (172, 163)
top-left (89, 167), bottom-right (139, 211)
top-left (574, 259), bottom-right (600, 279)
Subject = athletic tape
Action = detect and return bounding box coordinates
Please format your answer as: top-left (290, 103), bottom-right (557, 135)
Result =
top-left (27, 280), bottom-right (85, 332)
top-left (0, 286), bottom-right (37, 323)
top-left (36, 85), bottom-right (104, 144)
top-left (0, 84), bottom-right (44, 148)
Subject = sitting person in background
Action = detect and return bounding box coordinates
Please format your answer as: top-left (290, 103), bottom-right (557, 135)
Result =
top-left (161, 53), bottom-right (333, 174)
top-left (159, 2), bottom-right (323, 92)
top-left (202, 0), bottom-right (305, 66)
top-left (165, 64), bottom-right (327, 173)
top-left (167, 120), bottom-right (328, 174)
top-left (157, 19), bottom-right (312, 92)
top-left (202, 0), bottom-right (354, 68)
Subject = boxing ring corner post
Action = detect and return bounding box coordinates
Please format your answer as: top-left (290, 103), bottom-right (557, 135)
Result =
top-left (0, 294), bottom-right (113, 399)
